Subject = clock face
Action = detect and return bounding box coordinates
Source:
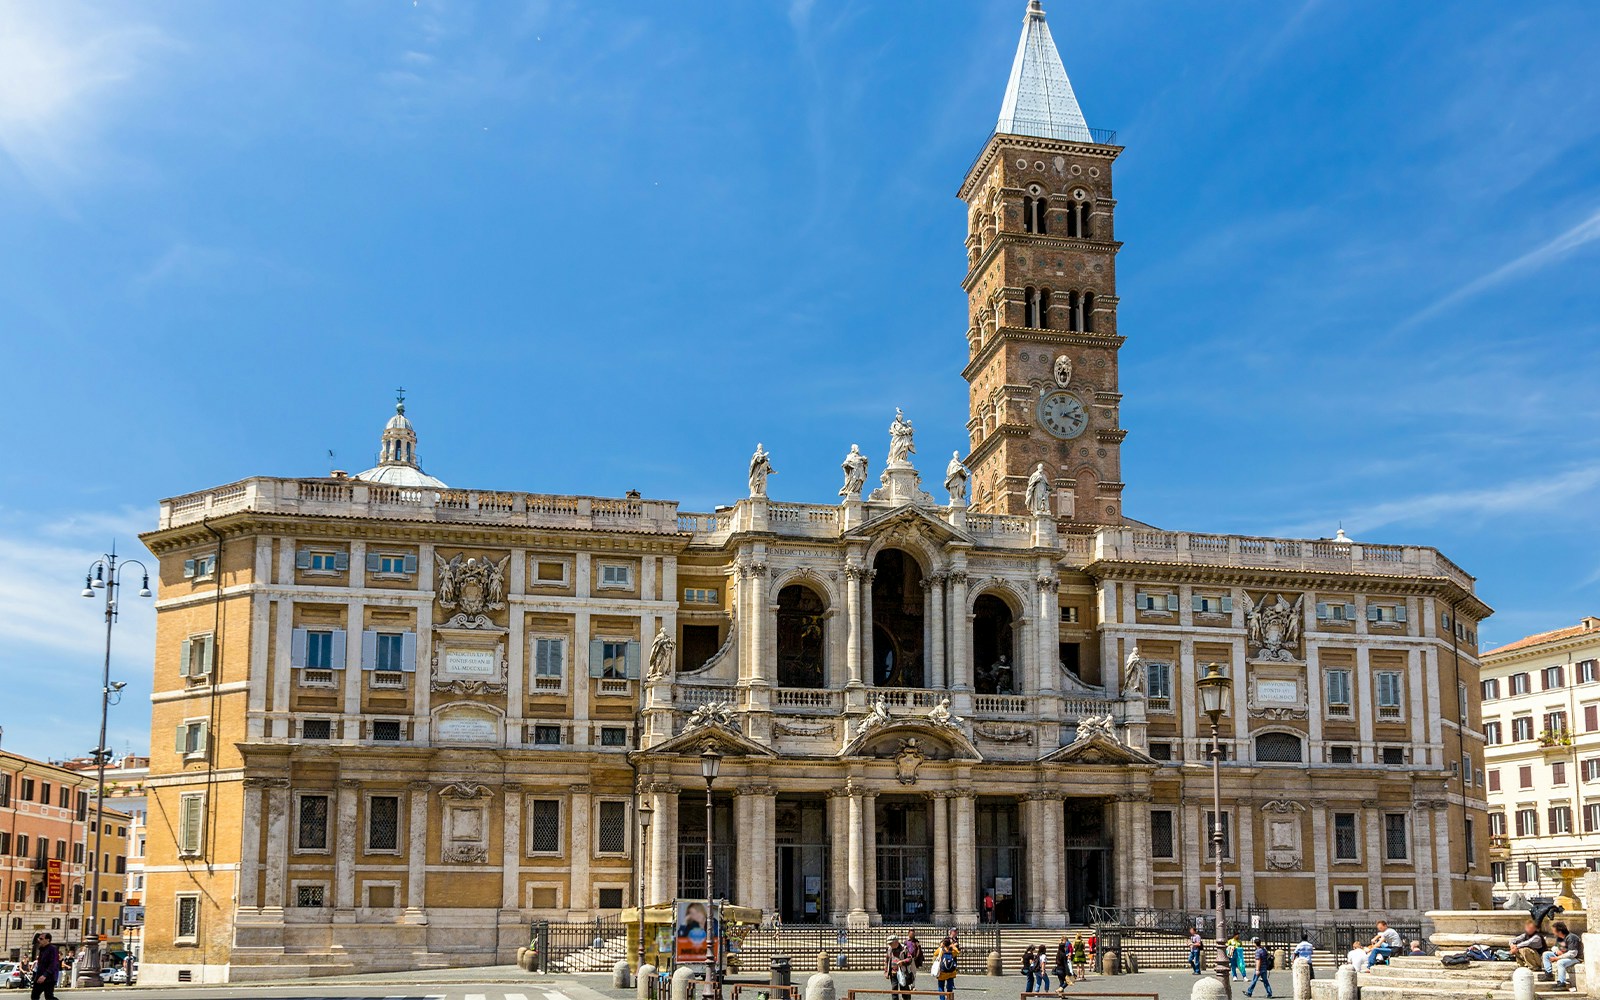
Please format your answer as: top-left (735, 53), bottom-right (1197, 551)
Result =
top-left (1038, 390), bottom-right (1088, 439)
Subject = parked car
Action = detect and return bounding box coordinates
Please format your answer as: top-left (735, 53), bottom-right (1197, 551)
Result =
top-left (106, 967), bottom-right (130, 985)
top-left (3, 964), bottom-right (27, 990)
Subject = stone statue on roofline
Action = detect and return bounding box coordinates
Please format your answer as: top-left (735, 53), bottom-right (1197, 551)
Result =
top-left (1025, 462), bottom-right (1052, 515)
top-left (840, 444), bottom-right (869, 498)
top-left (887, 408), bottom-right (916, 466)
top-left (944, 452), bottom-right (969, 503)
top-left (748, 443), bottom-right (775, 498)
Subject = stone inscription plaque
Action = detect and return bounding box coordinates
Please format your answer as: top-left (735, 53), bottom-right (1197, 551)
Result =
top-left (444, 649), bottom-right (496, 676)
top-left (436, 717), bottom-right (497, 743)
top-left (1257, 679), bottom-right (1300, 704)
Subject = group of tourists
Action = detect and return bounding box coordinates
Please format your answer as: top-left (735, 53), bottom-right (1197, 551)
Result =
top-left (1183, 919), bottom-right (1422, 998)
top-left (1510, 917), bottom-right (1585, 991)
top-left (1019, 933), bottom-right (1093, 990)
top-left (882, 929), bottom-right (961, 998)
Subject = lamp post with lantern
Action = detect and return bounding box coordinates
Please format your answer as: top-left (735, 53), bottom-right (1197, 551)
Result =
top-left (700, 746), bottom-right (722, 1000)
top-left (1195, 661), bottom-right (1234, 998)
top-left (636, 800), bottom-right (653, 977)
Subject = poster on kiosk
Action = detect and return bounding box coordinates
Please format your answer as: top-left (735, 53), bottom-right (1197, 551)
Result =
top-left (674, 899), bottom-right (713, 965)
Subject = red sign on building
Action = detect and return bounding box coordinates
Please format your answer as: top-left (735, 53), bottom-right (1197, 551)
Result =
top-left (45, 859), bottom-right (63, 903)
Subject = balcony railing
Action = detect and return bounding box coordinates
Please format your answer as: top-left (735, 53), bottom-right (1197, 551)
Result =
top-left (774, 688), bottom-right (843, 713)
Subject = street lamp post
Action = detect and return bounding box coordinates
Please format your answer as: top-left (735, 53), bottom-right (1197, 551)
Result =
top-left (79, 546), bottom-right (151, 988)
top-left (1196, 661), bottom-right (1234, 999)
top-left (637, 800), bottom-right (654, 977)
top-left (700, 746), bottom-right (722, 1000)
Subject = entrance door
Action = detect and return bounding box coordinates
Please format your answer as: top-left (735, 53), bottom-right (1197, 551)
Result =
top-left (976, 799), bottom-right (1025, 922)
top-left (1062, 799), bottom-right (1111, 923)
top-left (875, 797), bottom-right (933, 921)
top-left (775, 798), bottom-right (830, 923)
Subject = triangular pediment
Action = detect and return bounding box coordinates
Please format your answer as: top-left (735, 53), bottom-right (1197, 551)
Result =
top-left (640, 719), bottom-right (777, 759)
top-left (848, 504), bottom-right (972, 547)
top-left (1038, 732), bottom-right (1156, 766)
top-left (839, 720), bottom-right (982, 761)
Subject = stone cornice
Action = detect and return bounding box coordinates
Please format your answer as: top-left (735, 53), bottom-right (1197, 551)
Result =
top-left (1088, 558), bottom-right (1489, 614)
top-left (962, 234), bottom-right (1124, 293)
top-left (958, 133), bottom-right (1122, 201)
top-left (961, 327), bottom-right (1126, 383)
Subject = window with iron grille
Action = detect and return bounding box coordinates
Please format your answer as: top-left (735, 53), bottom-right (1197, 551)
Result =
top-left (294, 884), bottom-right (325, 908)
top-left (372, 720), bottom-right (402, 742)
top-left (1147, 741), bottom-right (1173, 761)
top-left (600, 727), bottom-right (628, 747)
top-left (597, 801), bottom-right (628, 854)
top-left (176, 895), bottom-right (199, 939)
top-left (1381, 747), bottom-right (1406, 765)
top-left (1255, 732), bottom-right (1303, 763)
top-left (302, 718), bottom-right (332, 741)
top-left (368, 796), bottom-right (399, 852)
top-left (1383, 813), bottom-right (1408, 861)
top-left (1329, 745), bottom-right (1354, 764)
top-left (1333, 813), bottom-right (1358, 861)
top-left (529, 799), bottom-right (561, 854)
top-left (1149, 810), bottom-right (1174, 858)
top-left (297, 794), bottom-right (330, 851)
top-left (533, 725), bottom-right (562, 746)
top-left (597, 887), bottom-right (624, 909)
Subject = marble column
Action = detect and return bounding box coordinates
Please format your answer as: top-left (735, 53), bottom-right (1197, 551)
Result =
top-left (750, 565), bottom-right (769, 684)
top-left (1042, 797), bottom-right (1065, 922)
top-left (650, 785), bottom-right (679, 906)
top-left (503, 784), bottom-right (523, 910)
top-left (238, 779), bottom-right (265, 908)
top-left (1022, 796), bottom-right (1042, 922)
top-left (335, 779), bottom-right (358, 912)
top-left (569, 784), bottom-right (592, 914)
top-left (863, 791), bottom-right (879, 922)
top-left (829, 791), bottom-right (849, 923)
top-left (847, 785), bottom-right (867, 926)
top-left (930, 575), bottom-right (947, 690)
top-left (845, 567), bottom-right (864, 686)
top-left (755, 788), bottom-right (777, 914)
top-left (949, 573), bottom-right (970, 689)
top-left (405, 781), bottom-right (429, 919)
top-left (733, 790), bottom-right (757, 907)
top-left (861, 571), bottom-right (875, 684)
top-left (1037, 574), bottom-right (1059, 697)
top-left (931, 793), bottom-right (951, 924)
top-left (953, 792), bottom-right (977, 922)
top-left (263, 779), bottom-right (291, 908)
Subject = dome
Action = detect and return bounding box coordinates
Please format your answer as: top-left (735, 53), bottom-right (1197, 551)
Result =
top-left (357, 463), bottom-right (447, 489)
top-left (354, 394), bottom-right (448, 489)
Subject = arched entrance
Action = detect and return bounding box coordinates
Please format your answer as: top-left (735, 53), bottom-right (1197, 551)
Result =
top-left (776, 583), bottom-right (827, 688)
top-left (972, 593), bottom-right (1016, 694)
top-left (871, 549), bottom-right (925, 687)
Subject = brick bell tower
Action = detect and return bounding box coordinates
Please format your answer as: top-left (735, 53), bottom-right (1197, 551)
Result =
top-left (959, 0), bottom-right (1126, 524)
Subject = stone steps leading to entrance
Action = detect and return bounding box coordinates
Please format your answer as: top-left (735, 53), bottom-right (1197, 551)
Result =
top-left (1306, 956), bottom-right (1586, 1000)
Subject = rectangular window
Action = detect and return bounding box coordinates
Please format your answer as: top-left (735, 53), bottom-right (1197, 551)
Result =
top-left (1582, 758), bottom-right (1600, 782)
top-left (535, 560), bottom-right (567, 584)
top-left (1382, 746), bottom-right (1406, 765)
top-left (599, 641), bottom-right (630, 679)
top-left (298, 629), bottom-right (336, 670)
top-left (1204, 810), bottom-right (1231, 860)
top-left (175, 720), bottom-right (209, 756)
top-left (375, 553), bottom-right (415, 576)
top-left (1549, 805), bottom-right (1573, 835)
top-left (1512, 716), bottom-right (1534, 741)
top-left (1375, 671), bottom-right (1403, 719)
top-left (597, 801), bottom-right (628, 854)
top-left (529, 799), bottom-right (561, 854)
top-left (38, 783), bottom-right (50, 806)
top-left (1372, 602), bottom-right (1407, 623)
top-left (1192, 594), bottom-right (1232, 614)
top-left (182, 555), bottom-right (217, 579)
top-left (1545, 711), bottom-right (1569, 736)
top-left (1482, 678), bottom-right (1500, 701)
top-left (598, 887), bottom-right (624, 910)
top-left (178, 793), bottom-right (205, 856)
top-left (14, 835), bottom-right (26, 857)
top-left (1492, 861), bottom-right (1508, 883)
top-left (375, 632), bottom-right (405, 672)
top-left (367, 796), bottom-right (399, 852)
top-left (1580, 660), bottom-right (1599, 684)
top-left (1059, 606), bottom-right (1080, 624)
top-left (600, 726), bottom-right (628, 747)
top-left (683, 588), bottom-right (719, 605)
top-left (1584, 803), bottom-right (1600, 834)
top-left (179, 634), bottom-right (216, 679)
top-left (175, 895), bottom-right (199, 941)
top-left (1146, 662), bottom-right (1172, 706)
top-left (1137, 591), bottom-right (1177, 612)
top-left (1150, 810), bottom-right (1175, 858)
top-left (1515, 808), bottom-right (1538, 837)
top-left (294, 884), bottom-right (326, 908)
top-left (0, 773), bottom-right (8, 807)
top-left (1543, 665), bottom-right (1565, 690)
top-left (1488, 769), bottom-right (1501, 791)
top-left (1489, 811), bottom-right (1506, 836)
top-left (1325, 669), bottom-right (1352, 713)
top-left (1511, 673), bottom-right (1531, 695)
top-left (1553, 761), bottom-right (1567, 785)
top-left (1316, 601), bottom-right (1358, 622)
top-left (1484, 721), bottom-right (1502, 745)
top-left (1148, 742), bottom-right (1173, 761)
top-left (372, 720), bottom-right (402, 742)
top-left (534, 725), bottom-right (562, 746)
top-left (1329, 745), bottom-right (1354, 764)
top-left (1519, 764), bottom-right (1533, 788)
top-left (1586, 705), bottom-right (1599, 732)
top-left (1384, 813), bottom-right (1409, 861)
top-left (1333, 813), bottom-right (1358, 861)
top-left (1462, 752), bottom-right (1473, 784)
top-left (1336, 889), bottom-right (1360, 910)
top-left (533, 637), bottom-right (565, 688)
top-left (301, 718), bottom-right (332, 741)
top-left (297, 794), bottom-right (330, 851)
top-left (599, 563), bottom-right (633, 588)
top-left (308, 551), bottom-right (340, 572)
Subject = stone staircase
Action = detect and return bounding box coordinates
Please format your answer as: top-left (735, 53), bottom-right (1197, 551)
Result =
top-left (555, 932), bottom-right (629, 973)
top-left (1307, 955), bottom-right (1585, 1000)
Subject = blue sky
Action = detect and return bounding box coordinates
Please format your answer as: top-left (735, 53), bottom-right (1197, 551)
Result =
top-left (2, 1), bottom-right (1598, 762)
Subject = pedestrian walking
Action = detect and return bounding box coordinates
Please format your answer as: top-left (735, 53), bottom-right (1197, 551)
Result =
top-left (933, 936), bottom-right (960, 995)
top-left (1293, 934), bottom-right (1314, 979)
top-left (1020, 945), bottom-right (1039, 992)
top-left (1188, 926), bottom-right (1203, 975)
top-left (1053, 934), bottom-right (1069, 985)
top-left (29, 932), bottom-right (60, 1000)
top-left (885, 937), bottom-right (914, 1000)
top-left (905, 929), bottom-right (924, 971)
top-left (1243, 937), bottom-right (1274, 998)
top-left (1226, 933), bottom-right (1246, 981)
top-left (1070, 933), bottom-right (1087, 980)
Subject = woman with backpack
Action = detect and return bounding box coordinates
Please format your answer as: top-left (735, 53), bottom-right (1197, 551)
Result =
top-left (933, 936), bottom-right (960, 994)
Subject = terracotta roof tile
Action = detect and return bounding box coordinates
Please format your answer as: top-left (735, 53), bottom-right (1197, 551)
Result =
top-left (1484, 621), bottom-right (1600, 657)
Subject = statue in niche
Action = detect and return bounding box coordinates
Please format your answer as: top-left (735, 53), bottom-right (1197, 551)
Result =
top-left (887, 408), bottom-right (916, 466)
top-left (647, 626), bottom-right (676, 680)
top-left (1121, 646), bottom-right (1146, 699)
top-left (944, 452), bottom-right (969, 503)
top-left (977, 653), bottom-right (1014, 694)
top-left (840, 444), bottom-right (869, 498)
top-left (748, 443), bottom-right (775, 498)
top-left (1025, 463), bottom-right (1051, 516)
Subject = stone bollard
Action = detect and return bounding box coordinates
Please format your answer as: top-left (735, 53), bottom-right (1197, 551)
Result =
top-left (614, 959), bottom-right (632, 989)
top-left (1334, 963), bottom-right (1358, 1000)
top-left (1276, 949), bottom-right (1288, 975)
top-left (1291, 956), bottom-right (1311, 999)
top-left (987, 950), bottom-right (1002, 976)
top-left (1189, 976), bottom-right (1228, 1000)
top-left (1100, 950), bottom-right (1118, 976)
top-left (638, 963), bottom-right (657, 1000)
top-left (670, 965), bottom-right (696, 1000)
top-left (517, 946), bottom-right (528, 969)
top-left (1511, 967), bottom-right (1535, 1000)
top-left (805, 972), bottom-right (836, 1000)
top-left (817, 951), bottom-right (831, 973)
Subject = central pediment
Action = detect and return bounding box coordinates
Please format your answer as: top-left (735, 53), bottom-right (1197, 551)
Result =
top-left (847, 504), bottom-right (973, 548)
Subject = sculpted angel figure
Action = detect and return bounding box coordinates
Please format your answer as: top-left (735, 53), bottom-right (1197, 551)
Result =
top-left (887, 408), bottom-right (915, 465)
top-left (486, 555), bottom-right (510, 607)
top-left (858, 695), bottom-right (891, 734)
top-left (748, 443), bottom-right (775, 497)
top-left (647, 626), bottom-right (676, 680)
top-left (840, 444), bottom-right (869, 498)
top-left (437, 555), bottom-right (460, 606)
top-left (1121, 646), bottom-right (1146, 698)
top-left (944, 451), bottom-right (969, 502)
top-left (1025, 463), bottom-right (1052, 515)
top-left (927, 697), bottom-right (963, 729)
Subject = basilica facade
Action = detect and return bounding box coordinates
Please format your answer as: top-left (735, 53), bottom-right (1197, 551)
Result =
top-left (136, 2), bottom-right (1492, 984)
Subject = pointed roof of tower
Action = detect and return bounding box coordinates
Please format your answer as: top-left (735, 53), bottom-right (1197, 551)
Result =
top-left (355, 391), bottom-right (447, 489)
top-left (996, 0), bottom-right (1092, 143)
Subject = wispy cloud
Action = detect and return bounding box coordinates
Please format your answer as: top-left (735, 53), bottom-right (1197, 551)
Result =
top-left (128, 240), bottom-right (304, 294)
top-left (1401, 205), bottom-right (1600, 330)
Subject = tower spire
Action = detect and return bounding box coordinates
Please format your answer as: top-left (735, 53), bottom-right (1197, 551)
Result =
top-left (996, 0), bottom-right (1092, 143)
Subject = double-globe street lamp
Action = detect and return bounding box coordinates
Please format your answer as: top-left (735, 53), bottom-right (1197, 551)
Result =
top-left (1196, 661), bottom-right (1235, 999)
top-left (700, 746), bottom-right (722, 1000)
top-left (79, 547), bottom-right (151, 987)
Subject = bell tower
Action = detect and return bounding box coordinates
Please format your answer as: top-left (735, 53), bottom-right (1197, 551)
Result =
top-left (959, 0), bottom-right (1126, 524)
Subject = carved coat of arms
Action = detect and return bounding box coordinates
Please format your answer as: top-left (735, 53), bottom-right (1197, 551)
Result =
top-left (894, 738), bottom-right (927, 785)
top-left (1243, 592), bottom-right (1304, 661)
top-left (437, 554), bottom-right (510, 616)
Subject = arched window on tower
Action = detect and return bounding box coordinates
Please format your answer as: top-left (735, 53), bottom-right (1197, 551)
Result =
top-left (1035, 197), bottom-right (1048, 235)
top-left (1082, 291), bottom-right (1095, 333)
top-left (1066, 290), bottom-right (1082, 332)
top-left (1066, 202), bottom-right (1080, 238)
top-left (1022, 197), bottom-right (1037, 234)
top-left (1078, 202), bottom-right (1093, 238)
top-left (1024, 287), bottom-right (1039, 328)
top-left (1037, 288), bottom-right (1051, 329)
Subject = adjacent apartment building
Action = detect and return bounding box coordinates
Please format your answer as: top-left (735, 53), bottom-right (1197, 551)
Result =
top-left (1482, 616), bottom-right (1600, 897)
top-left (59, 755), bottom-right (150, 967)
top-left (134, 0), bottom-right (1493, 984)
